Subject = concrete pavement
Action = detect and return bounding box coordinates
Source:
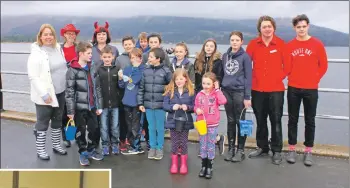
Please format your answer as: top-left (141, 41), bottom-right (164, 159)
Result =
top-left (1, 119), bottom-right (349, 188)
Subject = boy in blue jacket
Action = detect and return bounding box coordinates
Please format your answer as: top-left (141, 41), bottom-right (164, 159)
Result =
top-left (118, 48), bottom-right (146, 155)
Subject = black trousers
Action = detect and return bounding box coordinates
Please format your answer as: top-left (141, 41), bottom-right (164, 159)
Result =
top-left (287, 86), bottom-right (318, 147)
top-left (61, 104), bottom-right (70, 141)
top-left (35, 91), bottom-right (65, 131)
top-left (223, 89), bottom-right (247, 150)
top-left (75, 109), bottom-right (99, 153)
top-left (119, 105), bottom-right (127, 142)
top-left (251, 90), bottom-right (284, 152)
top-left (124, 106), bottom-right (142, 149)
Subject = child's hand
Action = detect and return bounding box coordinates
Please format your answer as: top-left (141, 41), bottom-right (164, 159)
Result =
top-left (244, 100), bottom-right (251, 109)
top-left (139, 106), bottom-right (146, 112)
top-left (214, 81), bottom-right (219, 89)
top-left (96, 109), bottom-right (102, 115)
top-left (67, 114), bottom-right (74, 119)
top-left (196, 108), bottom-right (203, 115)
top-left (173, 104), bottom-right (180, 110)
top-left (118, 70), bottom-right (123, 79)
top-left (181, 104), bottom-right (188, 111)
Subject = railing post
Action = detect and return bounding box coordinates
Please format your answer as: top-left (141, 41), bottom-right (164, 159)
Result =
top-left (0, 73), bottom-right (3, 111)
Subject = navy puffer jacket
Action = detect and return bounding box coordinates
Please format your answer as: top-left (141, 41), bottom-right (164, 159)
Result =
top-left (137, 62), bottom-right (172, 109)
top-left (163, 89), bottom-right (195, 130)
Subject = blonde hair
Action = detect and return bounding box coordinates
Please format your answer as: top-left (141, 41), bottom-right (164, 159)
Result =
top-left (138, 32), bottom-right (148, 41)
top-left (163, 68), bottom-right (195, 99)
top-left (202, 72), bottom-right (218, 90)
top-left (175, 42), bottom-right (189, 58)
top-left (36, 24), bottom-right (57, 47)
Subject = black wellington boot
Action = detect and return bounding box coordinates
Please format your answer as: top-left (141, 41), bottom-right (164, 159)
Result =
top-left (205, 159), bottom-right (213, 179)
top-left (198, 158), bottom-right (207, 177)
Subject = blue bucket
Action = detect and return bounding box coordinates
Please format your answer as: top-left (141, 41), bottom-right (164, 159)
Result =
top-left (240, 120), bottom-right (253, 137)
top-left (239, 108), bottom-right (254, 137)
top-left (65, 119), bottom-right (77, 141)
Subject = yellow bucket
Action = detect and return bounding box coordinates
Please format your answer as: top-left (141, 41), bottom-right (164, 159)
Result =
top-left (194, 116), bottom-right (207, 135)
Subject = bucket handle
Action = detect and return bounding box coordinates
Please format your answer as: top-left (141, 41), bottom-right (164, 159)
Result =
top-left (239, 107), bottom-right (254, 122)
top-left (196, 107), bottom-right (206, 122)
top-left (66, 119), bottom-right (76, 127)
top-left (173, 109), bottom-right (188, 121)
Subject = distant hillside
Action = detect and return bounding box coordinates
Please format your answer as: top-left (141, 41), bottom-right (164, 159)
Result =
top-left (1, 15), bottom-right (349, 46)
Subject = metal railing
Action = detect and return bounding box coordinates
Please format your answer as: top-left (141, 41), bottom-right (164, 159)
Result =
top-left (1, 51), bottom-right (349, 121)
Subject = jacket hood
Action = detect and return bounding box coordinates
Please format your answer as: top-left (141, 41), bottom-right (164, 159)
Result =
top-left (171, 57), bottom-right (191, 66)
top-left (135, 63), bottom-right (146, 69)
top-left (226, 47), bottom-right (245, 58)
top-left (69, 57), bottom-right (92, 69)
top-left (149, 61), bottom-right (165, 69)
top-left (195, 51), bottom-right (222, 61)
top-left (121, 51), bottom-right (129, 56)
top-left (136, 40), bottom-right (151, 53)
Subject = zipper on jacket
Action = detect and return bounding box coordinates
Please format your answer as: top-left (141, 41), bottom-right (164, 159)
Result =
top-left (108, 67), bottom-right (111, 108)
top-left (152, 68), bottom-right (155, 109)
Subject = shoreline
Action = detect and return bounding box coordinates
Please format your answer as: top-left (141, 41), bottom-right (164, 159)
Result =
top-left (1, 42), bottom-right (349, 47)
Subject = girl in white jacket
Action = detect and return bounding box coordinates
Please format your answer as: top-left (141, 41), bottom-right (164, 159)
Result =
top-left (27, 24), bottom-right (68, 160)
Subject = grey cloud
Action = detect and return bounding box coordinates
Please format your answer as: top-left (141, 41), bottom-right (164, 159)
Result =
top-left (1, 1), bottom-right (348, 33)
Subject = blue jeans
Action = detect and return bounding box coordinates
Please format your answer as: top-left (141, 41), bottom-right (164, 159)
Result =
top-left (146, 109), bottom-right (166, 150)
top-left (100, 108), bottom-right (119, 147)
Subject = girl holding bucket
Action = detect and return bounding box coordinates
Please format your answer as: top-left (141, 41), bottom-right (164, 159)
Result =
top-left (219, 31), bottom-right (253, 162)
top-left (194, 72), bottom-right (227, 179)
top-left (163, 68), bottom-right (195, 175)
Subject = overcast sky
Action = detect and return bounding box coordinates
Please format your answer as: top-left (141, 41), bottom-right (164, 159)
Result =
top-left (1, 1), bottom-right (349, 33)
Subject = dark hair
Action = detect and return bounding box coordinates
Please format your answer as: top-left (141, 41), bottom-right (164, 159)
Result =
top-left (122, 36), bottom-right (135, 44)
top-left (129, 48), bottom-right (143, 59)
top-left (292, 14), bottom-right (310, 26)
top-left (257, 15), bottom-right (276, 35)
top-left (76, 41), bottom-right (92, 53)
top-left (149, 48), bottom-right (165, 61)
top-left (147, 33), bottom-right (162, 44)
top-left (92, 27), bottom-right (111, 45)
top-left (229, 31), bottom-right (243, 41)
top-left (100, 46), bottom-right (113, 55)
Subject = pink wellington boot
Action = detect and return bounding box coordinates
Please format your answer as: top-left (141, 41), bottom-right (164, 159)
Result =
top-left (179, 154), bottom-right (188, 174)
top-left (170, 154), bottom-right (178, 174)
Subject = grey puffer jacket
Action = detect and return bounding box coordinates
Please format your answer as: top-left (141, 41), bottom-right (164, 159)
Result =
top-left (137, 62), bottom-right (172, 109)
top-left (65, 57), bottom-right (103, 115)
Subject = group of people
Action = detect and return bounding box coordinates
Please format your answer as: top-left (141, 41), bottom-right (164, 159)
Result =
top-left (27, 14), bottom-right (327, 179)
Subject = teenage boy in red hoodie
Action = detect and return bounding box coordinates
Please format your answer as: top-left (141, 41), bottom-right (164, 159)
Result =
top-left (246, 15), bottom-right (286, 165)
top-left (283, 14), bottom-right (328, 167)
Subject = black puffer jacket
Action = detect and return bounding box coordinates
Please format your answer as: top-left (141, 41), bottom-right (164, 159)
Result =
top-left (137, 62), bottom-right (172, 109)
top-left (65, 58), bottom-right (103, 115)
top-left (95, 65), bottom-right (121, 109)
top-left (194, 52), bottom-right (223, 92)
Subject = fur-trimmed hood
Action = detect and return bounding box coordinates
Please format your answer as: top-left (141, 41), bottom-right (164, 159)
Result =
top-left (195, 51), bottom-right (222, 61)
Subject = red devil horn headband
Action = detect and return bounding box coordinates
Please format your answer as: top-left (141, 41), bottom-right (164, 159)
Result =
top-left (94, 22), bottom-right (99, 29)
top-left (105, 22), bottom-right (109, 29)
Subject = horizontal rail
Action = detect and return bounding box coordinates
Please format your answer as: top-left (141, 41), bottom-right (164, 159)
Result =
top-left (0, 89), bottom-right (348, 121)
top-left (217, 108), bottom-right (349, 120)
top-left (1, 51), bottom-right (349, 63)
top-left (1, 71), bottom-right (28, 75)
top-left (1, 89), bottom-right (30, 94)
top-left (2, 71), bottom-right (349, 93)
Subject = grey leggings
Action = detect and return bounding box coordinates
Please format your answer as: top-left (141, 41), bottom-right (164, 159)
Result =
top-left (35, 91), bottom-right (65, 131)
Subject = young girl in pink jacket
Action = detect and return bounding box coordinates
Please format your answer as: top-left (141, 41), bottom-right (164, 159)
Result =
top-left (194, 72), bottom-right (227, 179)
